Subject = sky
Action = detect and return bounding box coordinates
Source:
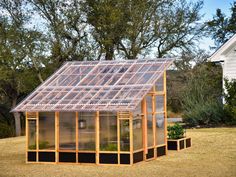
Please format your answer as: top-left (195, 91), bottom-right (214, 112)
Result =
top-left (202, 0), bottom-right (234, 20)
top-left (199, 0), bottom-right (235, 52)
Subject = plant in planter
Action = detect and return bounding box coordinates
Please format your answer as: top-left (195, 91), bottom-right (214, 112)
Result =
top-left (167, 123), bottom-right (184, 139)
top-left (167, 123), bottom-right (191, 151)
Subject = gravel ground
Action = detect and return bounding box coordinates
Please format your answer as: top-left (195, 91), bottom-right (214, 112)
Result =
top-left (0, 127), bottom-right (235, 177)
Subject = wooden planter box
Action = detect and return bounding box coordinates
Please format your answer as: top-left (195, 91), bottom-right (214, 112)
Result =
top-left (167, 137), bottom-right (191, 151)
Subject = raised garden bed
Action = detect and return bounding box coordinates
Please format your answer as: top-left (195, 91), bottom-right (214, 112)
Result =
top-left (167, 123), bottom-right (191, 151)
top-left (167, 137), bottom-right (191, 151)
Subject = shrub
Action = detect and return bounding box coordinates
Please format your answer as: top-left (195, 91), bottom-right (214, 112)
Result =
top-left (0, 123), bottom-right (14, 138)
top-left (223, 79), bottom-right (236, 125)
top-left (183, 100), bottom-right (224, 126)
top-left (181, 63), bottom-right (223, 126)
top-left (167, 123), bottom-right (184, 139)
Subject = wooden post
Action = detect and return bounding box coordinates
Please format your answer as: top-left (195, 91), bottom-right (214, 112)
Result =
top-left (95, 111), bottom-right (99, 164)
top-left (141, 98), bottom-right (148, 156)
top-left (55, 112), bottom-right (59, 163)
top-left (152, 93), bottom-right (157, 158)
top-left (76, 112), bottom-right (79, 163)
top-left (25, 112), bottom-right (28, 163)
top-left (163, 71), bottom-right (168, 154)
top-left (117, 112), bottom-right (120, 164)
top-left (129, 112), bottom-right (133, 165)
top-left (36, 112), bottom-right (39, 162)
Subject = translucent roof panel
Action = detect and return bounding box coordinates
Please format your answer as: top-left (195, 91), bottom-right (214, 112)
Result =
top-left (12, 59), bottom-right (174, 112)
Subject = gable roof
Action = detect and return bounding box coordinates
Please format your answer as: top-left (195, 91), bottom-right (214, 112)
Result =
top-left (209, 34), bottom-right (236, 62)
top-left (12, 59), bottom-right (173, 112)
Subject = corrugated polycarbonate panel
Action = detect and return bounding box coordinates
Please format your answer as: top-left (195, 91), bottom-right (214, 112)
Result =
top-left (12, 59), bottom-right (173, 112)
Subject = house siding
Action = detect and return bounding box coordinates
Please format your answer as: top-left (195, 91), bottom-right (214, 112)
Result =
top-left (224, 52), bottom-right (236, 81)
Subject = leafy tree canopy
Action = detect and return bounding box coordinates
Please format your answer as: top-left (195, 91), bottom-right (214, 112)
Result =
top-left (207, 1), bottom-right (236, 47)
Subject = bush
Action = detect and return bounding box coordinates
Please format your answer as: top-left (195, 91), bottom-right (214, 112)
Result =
top-left (0, 123), bottom-right (14, 138)
top-left (181, 63), bottom-right (223, 127)
top-left (183, 100), bottom-right (224, 126)
top-left (223, 79), bottom-right (236, 125)
top-left (167, 123), bottom-right (184, 139)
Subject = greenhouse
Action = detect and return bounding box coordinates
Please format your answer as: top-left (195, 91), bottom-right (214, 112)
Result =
top-left (12, 59), bottom-right (173, 165)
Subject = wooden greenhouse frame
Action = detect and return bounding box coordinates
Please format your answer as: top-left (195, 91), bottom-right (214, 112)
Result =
top-left (13, 59), bottom-right (173, 165)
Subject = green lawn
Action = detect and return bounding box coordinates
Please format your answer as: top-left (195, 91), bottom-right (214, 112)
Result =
top-left (0, 128), bottom-right (236, 177)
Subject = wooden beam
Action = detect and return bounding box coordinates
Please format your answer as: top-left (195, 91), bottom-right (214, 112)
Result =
top-left (36, 112), bottom-right (39, 162)
top-left (163, 71), bottom-right (168, 154)
top-left (76, 112), bottom-right (79, 163)
top-left (117, 112), bottom-right (120, 164)
top-left (55, 112), bottom-right (59, 163)
top-left (152, 94), bottom-right (157, 158)
top-left (95, 111), bottom-right (99, 164)
top-left (129, 112), bottom-right (133, 165)
top-left (25, 112), bottom-right (28, 163)
top-left (141, 98), bottom-right (148, 156)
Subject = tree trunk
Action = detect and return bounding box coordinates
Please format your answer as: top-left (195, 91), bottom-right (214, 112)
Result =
top-left (13, 112), bottom-right (21, 136)
top-left (37, 71), bottom-right (44, 83)
top-left (105, 45), bottom-right (114, 60)
top-left (12, 98), bottom-right (21, 136)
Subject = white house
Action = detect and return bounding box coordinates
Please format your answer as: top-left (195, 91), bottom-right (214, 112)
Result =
top-left (208, 34), bottom-right (236, 91)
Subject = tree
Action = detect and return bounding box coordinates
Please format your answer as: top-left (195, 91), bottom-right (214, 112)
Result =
top-left (82, 0), bottom-right (204, 60)
top-left (207, 1), bottom-right (236, 47)
top-left (117, 0), bottom-right (163, 59)
top-left (29, 0), bottom-right (96, 66)
top-left (167, 49), bottom-right (209, 113)
top-left (121, 0), bottom-right (204, 59)
top-left (0, 0), bottom-right (41, 136)
top-left (82, 0), bottom-right (128, 60)
top-left (224, 79), bottom-right (236, 125)
top-left (0, 0), bottom-right (207, 136)
top-left (181, 62), bottom-right (223, 126)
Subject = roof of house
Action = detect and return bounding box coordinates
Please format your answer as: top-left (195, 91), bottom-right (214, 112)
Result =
top-left (12, 59), bottom-right (173, 112)
top-left (209, 33), bottom-right (236, 62)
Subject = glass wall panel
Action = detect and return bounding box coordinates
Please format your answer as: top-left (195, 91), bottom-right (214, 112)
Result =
top-left (78, 112), bottom-right (95, 151)
top-left (146, 95), bottom-right (152, 113)
top-left (59, 112), bottom-right (76, 150)
top-left (133, 102), bottom-right (143, 150)
top-left (28, 120), bottom-right (36, 150)
top-left (100, 112), bottom-right (117, 151)
top-left (39, 112), bottom-right (55, 150)
top-left (155, 75), bottom-right (164, 91)
top-left (147, 114), bottom-right (154, 147)
top-left (156, 95), bottom-right (164, 112)
top-left (133, 116), bottom-right (143, 150)
top-left (156, 114), bottom-right (165, 145)
top-left (120, 120), bottom-right (130, 151)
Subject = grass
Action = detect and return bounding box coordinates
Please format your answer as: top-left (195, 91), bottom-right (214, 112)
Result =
top-left (0, 128), bottom-right (236, 177)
